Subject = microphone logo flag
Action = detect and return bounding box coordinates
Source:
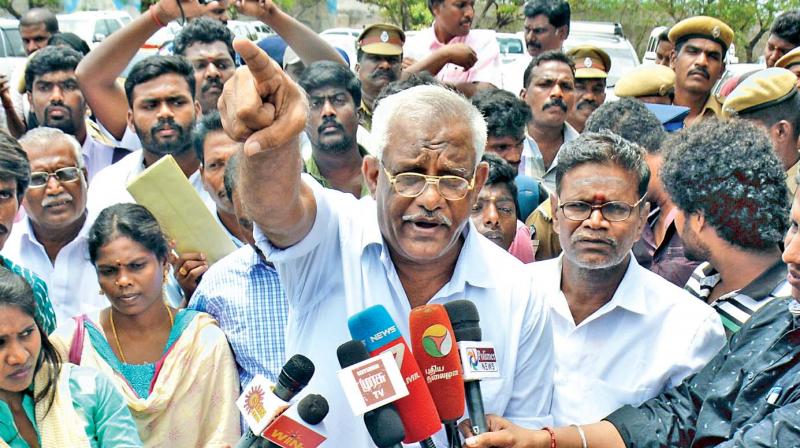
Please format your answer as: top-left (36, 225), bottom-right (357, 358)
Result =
top-left (244, 385), bottom-right (268, 421)
top-left (459, 342), bottom-right (501, 381)
top-left (262, 405), bottom-right (327, 448)
top-left (338, 351), bottom-right (409, 415)
top-left (422, 324), bottom-right (453, 358)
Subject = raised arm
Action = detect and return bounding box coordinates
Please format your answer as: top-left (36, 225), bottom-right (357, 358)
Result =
top-left (75, 0), bottom-right (205, 139)
top-left (235, 0), bottom-right (346, 67)
top-left (219, 39), bottom-right (314, 248)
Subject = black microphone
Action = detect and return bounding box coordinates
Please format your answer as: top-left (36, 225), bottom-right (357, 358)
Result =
top-left (337, 340), bottom-right (405, 448)
top-left (444, 300), bottom-right (488, 435)
top-left (236, 354), bottom-right (316, 448)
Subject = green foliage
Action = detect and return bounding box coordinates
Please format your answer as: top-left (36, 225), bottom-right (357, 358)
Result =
top-left (357, 0), bottom-right (432, 30)
top-left (1, 0), bottom-right (59, 19)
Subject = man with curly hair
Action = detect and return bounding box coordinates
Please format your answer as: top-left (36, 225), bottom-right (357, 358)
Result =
top-left (662, 119), bottom-right (791, 336)
top-left (764, 10), bottom-right (800, 67)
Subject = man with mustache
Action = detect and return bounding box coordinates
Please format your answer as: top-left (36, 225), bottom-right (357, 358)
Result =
top-left (565, 45), bottom-right (611, 133)
top-left (298, 61), bottom-right (370, 198)
top-left (668, 16), bottom-right (733, 125)
top-left (218, 39), bottom-right (556, 447)
top-left (173, 18), bottom-right (236, 116)
top-left (463, 123), bottom-right (800, 448)
top-left (355, 24), bottom-right (405, 133)
top-left (2, 128), bottom-right (107, 324)
top-left (24, 46), bottom-right (129, 181)
top-left (85, 55), bottom-right (210, 216)
top-left (523, 0), bottom-right (569, 58)
top-left (530, 129), bottom-right (725, 426)
top-left (403, 0), bottom-right (501, 97)
top-left (520, 51), bottom-right (577, 192)
top-left (0, 132), bottom-right (56, 334)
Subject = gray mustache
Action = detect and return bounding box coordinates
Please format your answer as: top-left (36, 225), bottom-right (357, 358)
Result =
top-left (402, 211), bottom-right (453, 227)
top-left (42, 193), bottom-right (72, 208)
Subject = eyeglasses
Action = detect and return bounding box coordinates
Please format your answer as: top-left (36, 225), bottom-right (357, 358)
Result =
top-left (29, 167), bottom-right (82, 188)
top-left (558, 195), bottom-right (647, 222)
top-left (382, 165), bottom-right (476, 201)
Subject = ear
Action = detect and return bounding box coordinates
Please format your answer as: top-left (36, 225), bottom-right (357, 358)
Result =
top-left (363, 155), bottom-right (379, 198)
top-left (354, 63), bottom-right (361, 74)
top-left (127, 109), bottom-right (134, 131)
top-left (469, 161), bottom-right (490, 205)
top-left (773, 120), bottom-right (791, 142)
top-left (520, 88), bottom-right (527, 101)
top-left (556, 24), bottom-right (569, 40)
top-left (669, 49), bottom-right (677, 69)
top-left (548, 192), bottom-right (560, 235)
top-left (194, 100), bottom-right (202, 119)
top-left (26, 91), bottom-right (32, 105)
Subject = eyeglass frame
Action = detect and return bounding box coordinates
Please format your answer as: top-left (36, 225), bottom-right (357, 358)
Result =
top-left (557, 194), bottom-right (648, 222)
top-left (381, 163), bottom-right (477, 201)
top-left (28, 166), bottom-right (83, 188)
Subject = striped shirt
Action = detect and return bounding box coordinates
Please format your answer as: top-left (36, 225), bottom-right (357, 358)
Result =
top-left (684, 260), bottom-right (791, 336)
top-left (188, 244), bottom-right (288, 388)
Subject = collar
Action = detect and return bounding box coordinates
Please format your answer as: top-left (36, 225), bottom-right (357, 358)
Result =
top-left (359, 99), bottom-right (373, 117)
top-left (305, 145), bottom-right (371, 197)
top-left (699, 94), bottom-right (722, 118)
top-left (738, 260), bottom-right (788, 300)
top-left (427, 21), bottom-right (468, 48)
top-left (19, 213), bottom-right (92, 246)
top-left (556, 254), bottom-right (649, 316)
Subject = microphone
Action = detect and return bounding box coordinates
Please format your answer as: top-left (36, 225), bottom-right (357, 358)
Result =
top-left (410, 304), bottom-right (466, 447)
top-left (263, 394), bottom-right (329, 448)
top-left (444, 300), bottom-right (499, 436)
top-left (337, 340), bottom-right (405, 448)
top-left (235, 354), bottom-right (316, 448)
top-left (348, 305), bottom-right (442, 446)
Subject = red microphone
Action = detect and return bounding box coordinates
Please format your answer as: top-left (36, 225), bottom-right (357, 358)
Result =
top-left (410, 304), bottom-right (466, 447)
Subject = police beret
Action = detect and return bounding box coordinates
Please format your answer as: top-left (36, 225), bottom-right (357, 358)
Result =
top-left (357, 23), bottom-right (405, 56)
top-left (721, 67), bottom-right (798, 118)
top-left (566, 45), bottom-right (611, 79)
top-left (614, 64), bottom-right (675, 98)
top-left (776, 46), bottom-right (800, 69)
top-left (668, 16), bottom-right (734, 53)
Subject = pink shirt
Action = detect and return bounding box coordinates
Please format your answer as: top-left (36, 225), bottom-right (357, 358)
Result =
top-left (404, 25), bottom-right (501, 87)
top-left (508, 221), bottom-right (534, 264)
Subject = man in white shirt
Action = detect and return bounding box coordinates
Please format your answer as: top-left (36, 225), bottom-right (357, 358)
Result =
top-left (85, 55), bottom-right (211, 216)
top-left (221, 40), bottom-right (555, 447)
top-left (3, 128), bottom-right (106, 324)
top-left (520, 51), bottom-right (578, 192)
top-left (532, 130), bottom-right (725, 426)
top-left (24, 45), bottom-right (129, 181)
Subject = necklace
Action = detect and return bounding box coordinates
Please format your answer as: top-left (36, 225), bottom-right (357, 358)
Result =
top-left (110, 302), bottom-right (174, 364)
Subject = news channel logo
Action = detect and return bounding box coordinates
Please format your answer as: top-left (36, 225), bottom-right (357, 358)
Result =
top-left (422, 324), bottom-right (453, 358)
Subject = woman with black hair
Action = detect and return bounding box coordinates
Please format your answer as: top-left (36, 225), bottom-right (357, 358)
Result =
top-left (0, 267), bottom-right (141, 447)
top-left (51, 203), bottom-right (240, 447)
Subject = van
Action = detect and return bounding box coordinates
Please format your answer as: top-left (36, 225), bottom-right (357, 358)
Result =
top-left (643, 25), bottom-right (738, 64)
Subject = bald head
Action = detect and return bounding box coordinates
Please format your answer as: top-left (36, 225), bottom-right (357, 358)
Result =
top-left (20, 8), bottom-right (58, 55)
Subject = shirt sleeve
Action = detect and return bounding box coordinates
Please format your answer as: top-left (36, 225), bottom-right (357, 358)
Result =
top-left (253, 174), bottom-right (349, 309)
top-left (467, 32), bottom-right (502, 87)
top-left (71, 367), bottom-right (143, 447)
top-left (714, 400), bottom-right (800, 447)
top-left (503, 275), bottom-right (555, 429)
top-left (605, 340), bottom-right (732, 446)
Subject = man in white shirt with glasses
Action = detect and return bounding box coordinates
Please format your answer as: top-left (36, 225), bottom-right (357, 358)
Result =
top-left (531, 130), bottom-right (725, 426)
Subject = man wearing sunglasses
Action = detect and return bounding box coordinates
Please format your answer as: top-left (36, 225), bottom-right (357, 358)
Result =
top-left (219, 40), bottom-right (556, 447)
top-left (529, 130), bottom-right (724, 426)
top-left (2, 127), bottom-right (107, 324)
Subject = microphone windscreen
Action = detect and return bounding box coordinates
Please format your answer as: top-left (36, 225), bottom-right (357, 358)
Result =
top-left (349, 305), bottom-right (442, 443)
top-left (444, 300), bottom-right (482, 342)
top-left (364, 405), bottom-right (406, 448)
top-left (337, 340), bottom-right (371, 368)
top-left (275, 354), bottom-right (315, 400)
top-left (297, 394), bottom-right (329, 425)
top-left (409, 304), bottom-right (466, 422)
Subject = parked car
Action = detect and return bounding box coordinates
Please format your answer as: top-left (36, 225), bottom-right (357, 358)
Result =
top-left (0, 18), bottom-right (26, 78)
top-left (57, 11), bottom-right (132, 49)
top-left (564, 30), bottom-right (640, 89)
top-left (320, 28), bottom-right (362, 39)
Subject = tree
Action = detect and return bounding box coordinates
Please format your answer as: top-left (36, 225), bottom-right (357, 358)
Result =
top-left (357, 0), bottom-right (432, 30)
top-left (1, 0), bottom-right (59, 19)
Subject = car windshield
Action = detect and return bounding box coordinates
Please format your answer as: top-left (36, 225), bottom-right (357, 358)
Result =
top-left (2, 27), bottom-right (25, 57)
top-left (498, 37), bottom-right (523, 54)
top-left (58, 18), bottom-right (89, 35)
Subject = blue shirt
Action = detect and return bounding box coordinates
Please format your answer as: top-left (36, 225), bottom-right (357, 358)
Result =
top-left (189, 244), bottom-right (288, 388)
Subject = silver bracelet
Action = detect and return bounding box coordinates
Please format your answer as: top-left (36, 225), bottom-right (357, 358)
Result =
top-left (571, 424), bottom-right (588, 448)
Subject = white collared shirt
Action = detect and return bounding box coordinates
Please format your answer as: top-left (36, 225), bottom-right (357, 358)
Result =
top-left (520, 124), bottom-right (579, 193)
top-left (86, 149), bottom-right (214, 219)
top-left (255, 175), bottom-right (555, 448)
top-left (532, 255), bottom-right (726, 426)
top-left (1, 215), bottom-right (107, 324)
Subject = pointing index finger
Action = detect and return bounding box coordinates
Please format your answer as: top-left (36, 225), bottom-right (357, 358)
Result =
top-left (233, 38), bottom-right (278, 85)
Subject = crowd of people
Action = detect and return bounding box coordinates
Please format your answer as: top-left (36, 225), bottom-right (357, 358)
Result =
top-left (2, 0), bottom-right (800, 446)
